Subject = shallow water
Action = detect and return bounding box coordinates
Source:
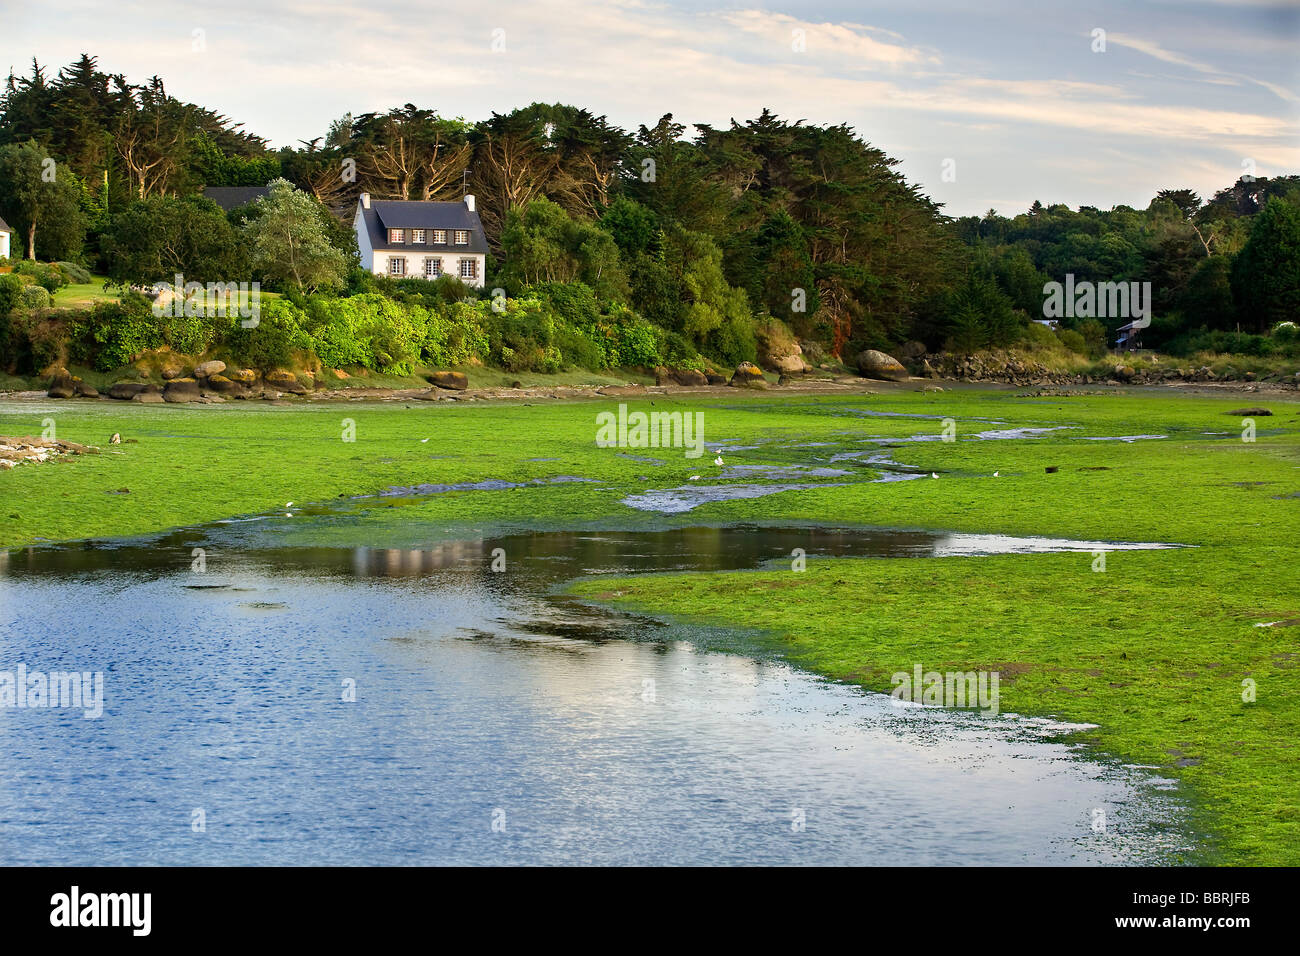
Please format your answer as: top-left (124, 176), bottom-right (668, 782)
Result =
top-left (0, 521), bottom-right (1190, 865)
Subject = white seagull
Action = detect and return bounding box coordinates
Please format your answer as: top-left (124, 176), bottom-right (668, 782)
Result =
top-left (931, 472), bottom-right (939, 479)
top-left (714, 455), bottom-right (724, 466)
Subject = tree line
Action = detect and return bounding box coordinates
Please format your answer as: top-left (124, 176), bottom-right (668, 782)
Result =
top-left (1, 54), bottom-right (1297, 365)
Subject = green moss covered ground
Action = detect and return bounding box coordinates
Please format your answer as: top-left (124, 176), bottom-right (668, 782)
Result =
top-left (2, 384), bottom-right (1297, 862)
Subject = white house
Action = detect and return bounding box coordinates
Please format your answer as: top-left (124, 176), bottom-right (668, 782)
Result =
top-left (353, 193), bottom-right (488, 288)
top-left (0, 214), bottom-right (11, 260)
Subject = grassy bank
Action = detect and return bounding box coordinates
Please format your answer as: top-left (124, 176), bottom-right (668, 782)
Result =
top-left (2, 385), bottom-right (1298, 862)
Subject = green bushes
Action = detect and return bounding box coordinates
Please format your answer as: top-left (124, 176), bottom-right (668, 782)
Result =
top-left (12, 261), bottom-right (70, 293)
top-left (55, 261), bottom-right (93, 284)
top-left (18, 285), bottom-right (51, 310)
top-left (0, 273), bottom-right (706, 376)
top-left (226, 299), bottom-right (309, 370)
top-left (1166, 328), bottom-right (1297, 359)
top-left (72, 295), bottom-right (161, 370)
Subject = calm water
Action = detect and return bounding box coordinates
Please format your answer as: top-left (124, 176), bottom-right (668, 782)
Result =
top-left (0, 522), bottom-right (1191, 865)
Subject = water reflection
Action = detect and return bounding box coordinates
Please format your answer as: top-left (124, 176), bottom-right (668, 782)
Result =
top-left (0, 522), bottom-right (1192, 865)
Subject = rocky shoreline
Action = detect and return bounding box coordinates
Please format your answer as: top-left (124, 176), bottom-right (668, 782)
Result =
top-left (5, 351), bottom-right (1297, 407)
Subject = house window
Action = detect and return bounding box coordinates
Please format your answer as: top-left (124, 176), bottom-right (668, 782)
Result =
top-left (459, 258), bottom-right (477, 280)
top-left (388, 229), bottom-right (405, 244)
top-left (454, 230), bottom-right (469, 245)
top-left (388, 257), bottom-right (407, 276)
top-left (412, 229), bottom-right (426, 243)
top-left (431, 229), bottom-right (447, 244)
top-left (424, 258), bottom-right (441, 278)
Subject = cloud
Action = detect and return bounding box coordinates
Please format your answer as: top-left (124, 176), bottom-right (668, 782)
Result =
top-left (1107, 31), bottom-right (1298, 102)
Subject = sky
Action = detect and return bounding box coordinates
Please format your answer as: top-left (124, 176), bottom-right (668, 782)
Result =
top-left (1, 0), bottom-right (1297, 216)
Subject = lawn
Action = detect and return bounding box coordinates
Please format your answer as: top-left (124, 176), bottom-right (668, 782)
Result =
top-left (50, 276), bottom-right (120, 309)
top-left (2, 384), bottom-right (1297, 862)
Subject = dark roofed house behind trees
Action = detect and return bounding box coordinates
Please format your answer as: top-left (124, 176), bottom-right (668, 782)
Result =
top-left (352, 193), bottom-right (487, 287)
top-left (202, 186), bottom-right (272, 212)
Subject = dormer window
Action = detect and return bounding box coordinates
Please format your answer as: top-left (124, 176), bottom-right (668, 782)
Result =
top-left (431, 229), bottom-right (447, 244)
top-left (388, 228), bottom-right (405, 244)
top-left (412, 229), bottom-right (426, 243)
top-left (454, 230), bottom-right (469, 245)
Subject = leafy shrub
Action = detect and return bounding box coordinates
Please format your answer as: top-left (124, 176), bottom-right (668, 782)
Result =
top-left (532, 281), bottom-right (601, 326)
top-left (12, 260), bottom-right (68, 293)
top-left (55, 261), bottom-right (93, 284)
top-left (6, 310), bottom-right (70, 370)
top-left (226, 298), bottom-right (310, 370)
top-left (0, 273), bottom-right (25, 316)
top-left (1056, 328), bottom-right (1088, 355)
top-left (76, 294), bottom-right (161, 370)
top-left (18, 285), bottom-right (51, 310)
top-left (1167, 329), bottom-right (1277, 358)
top-left (429, 302), bottom-right (491, 367)
top-left (161, 310), bottom-right (220, 356)
top-left (300, 293), bottom-right (429, 374)
top-left (1019, 321), bottom-right (1060, 349)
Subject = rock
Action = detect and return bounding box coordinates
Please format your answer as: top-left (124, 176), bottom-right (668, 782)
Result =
top-left (74, 381), bottom-right (98, 398)
top-left (194, 360), bottom-right (226, 379)
top-left (227, 368), bottom-right (258, 385)
top-left (160, 362), bottom-right (187, 380)
top-left (131, 391), bottom-right (165, 404)
top-left (1228, 407), bottom-right (1272, 416)
top-left (899, 341), bottom-right (927, 361)
top-left (705, 373), bottom-right (727, 386)
top-left (755, 319), bottom-right (809, 374)
top-left (428, 370), bottom-right (468, 391)
top-left (265, 370), bottom-right (309, 394)
top-left (729, 362), bottom-right (768, 389)
top-left (1114, 365), bottom-right (1135, 381)
top-left (203, 374), bottom-right (247, 396)
top-left (669, 368), bottom-right (708, 387)
top-left (1045, 466), bottom-right (1059, 474)
top-left (108, 382), bottom-right (149, 400)
top-left (46, 367), bottom-right (75, 399)
top-left (597, 385), bottom-right (648, 397)
top-left (163, 378), bottom-right (202, 403)
top-left (857, 349), bottom-right (908, 382)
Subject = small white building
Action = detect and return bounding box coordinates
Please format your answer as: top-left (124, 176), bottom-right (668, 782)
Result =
top-left (0, 214), bottom-right (11, 260)
top-left (353, 193), bottom-right (487, 288)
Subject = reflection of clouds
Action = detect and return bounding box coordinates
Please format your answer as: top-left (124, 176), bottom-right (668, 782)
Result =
top-left (932, 533), bottom-right (1178, 556)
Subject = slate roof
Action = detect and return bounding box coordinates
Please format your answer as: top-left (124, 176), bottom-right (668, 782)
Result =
top-left (359, 200), bottom-right (489, 255)
top-left (0, 214), bottom-right (10, 233)
top-left (202, 186), bottom-right (271, 211)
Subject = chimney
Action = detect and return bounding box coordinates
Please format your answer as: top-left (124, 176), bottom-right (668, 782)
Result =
top-left (464, 193), bottom-right (475, 213)
top-left (360, 192), bottom-right (370, 209)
